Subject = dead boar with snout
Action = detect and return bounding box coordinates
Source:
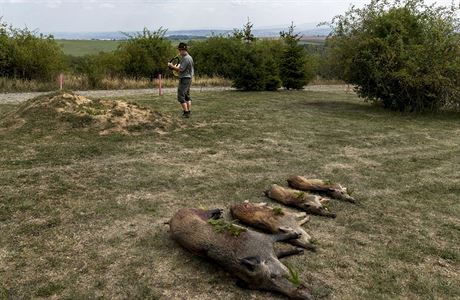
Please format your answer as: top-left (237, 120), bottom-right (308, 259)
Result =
top-left (168, 208), bottom-right (314, 300)
top-left (265, 184), bottom-right (337, 218)
top-left (287, 176), bottom-right (356, 203)
top-left (230, 201), bottom-right (316, 252)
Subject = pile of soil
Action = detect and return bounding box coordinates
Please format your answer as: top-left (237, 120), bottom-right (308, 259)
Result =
top-left (1, 91), bottom-right (175, 135)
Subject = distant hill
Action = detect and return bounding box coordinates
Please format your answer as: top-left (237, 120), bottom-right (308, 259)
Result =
top-left (48, 24), bottom-right (331, 40)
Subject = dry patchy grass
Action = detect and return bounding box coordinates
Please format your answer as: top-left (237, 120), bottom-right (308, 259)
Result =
top-left (0, 76), bottom-right (232, 93)
top-left (0, 90), bottom-right (459, 299)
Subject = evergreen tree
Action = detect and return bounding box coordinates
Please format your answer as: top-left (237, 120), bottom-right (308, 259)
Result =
top-left (279, 23), bottom-right (310, 90)
top-left (231, 44), bottom-right (267, 91)
top-left (232, 18), bottom-right (256, 43)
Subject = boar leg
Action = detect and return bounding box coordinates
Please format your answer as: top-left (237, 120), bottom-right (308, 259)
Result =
top-left (290, 239), bottom-right (317, 252)
top-left (273, 232), bottom-right (300, 243)
top-left (299, 216), bottom-right (310, 226)
top-left (295, 212), bottom-right (308, 218)
top-left (276, 247), bottom-right (304, 259)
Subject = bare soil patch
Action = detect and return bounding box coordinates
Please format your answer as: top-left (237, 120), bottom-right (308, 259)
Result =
top-left (1, 91), bottom-right (176, 135)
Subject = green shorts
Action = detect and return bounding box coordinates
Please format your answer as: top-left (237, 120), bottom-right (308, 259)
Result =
top-left (178, 77), bottom-right (192, 103)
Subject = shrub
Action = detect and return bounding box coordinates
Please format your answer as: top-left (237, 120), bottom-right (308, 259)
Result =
top-left (116, 28), bottom-right (175, 80)
top-left (0, 19), bottom-right (66, 81)
top-left (189, 36), bottom-right (242, 78)
top-left (74, 52), bottom-right (124, 88)
top-left (326, 0), bottom-right (460, 112)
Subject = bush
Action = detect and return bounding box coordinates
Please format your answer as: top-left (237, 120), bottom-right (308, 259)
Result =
top-left (116, 28), bottom-right (175, 80)
top-left (326, 0), bottom-right (460, 112)
top-left (0, 19), bottom-right (65, 81)
top-left (189, 36), bottom-right (242, 78)
top-left (66, 52), bottom-right (122, 88)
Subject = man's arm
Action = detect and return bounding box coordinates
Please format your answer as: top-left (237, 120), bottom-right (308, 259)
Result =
top-left (168, 63), bottom-right (181, 72)
top-left (168, 57), bottom-right (190, 73)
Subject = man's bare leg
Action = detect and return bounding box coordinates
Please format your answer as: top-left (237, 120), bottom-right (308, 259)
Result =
top-left (181, 103), bottom-right (188, 112)
top-left (186, 101), bottom-right (191, 112)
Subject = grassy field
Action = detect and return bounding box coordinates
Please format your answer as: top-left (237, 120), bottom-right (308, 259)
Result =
top-left (0, 90), bottom-right (459, 299)
top-left (299, 37), bottom-right (327, 46)
top-left (57, 40), bottom-right (121, 56)
top-left (57, 39), bottom-right (187, 56)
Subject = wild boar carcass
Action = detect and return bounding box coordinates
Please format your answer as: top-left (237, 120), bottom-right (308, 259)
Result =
top-left (265, 184), bottom-right (336, 218)
top-left (287, 176), bottom-right (356, 203)
top-left (230, 201), bottom-right (316, 252)
top-left (169, 208), bottom-right (313, 300)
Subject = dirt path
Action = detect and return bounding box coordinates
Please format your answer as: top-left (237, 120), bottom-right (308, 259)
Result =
top-left (0, 85), bottom-right (352, 104)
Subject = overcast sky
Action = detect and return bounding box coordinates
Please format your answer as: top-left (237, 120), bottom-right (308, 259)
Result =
top-left (0, 0), bottom-right (457, 32)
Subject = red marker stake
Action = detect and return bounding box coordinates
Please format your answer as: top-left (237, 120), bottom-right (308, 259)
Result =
top-left (158, 74), bottom-right (163, 96)
top-left (59, 74), bottom-right (64, 90)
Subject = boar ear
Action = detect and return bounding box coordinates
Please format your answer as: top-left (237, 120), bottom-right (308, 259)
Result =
top-left (239, 256), bottom-right (261, 271)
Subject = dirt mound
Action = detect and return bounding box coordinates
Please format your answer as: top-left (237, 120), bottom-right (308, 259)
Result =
top-left (2, 91), bottom-right (176, 135)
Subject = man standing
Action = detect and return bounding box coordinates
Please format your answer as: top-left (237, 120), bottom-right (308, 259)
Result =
top-left (168, 42), bottom-right (194, 118)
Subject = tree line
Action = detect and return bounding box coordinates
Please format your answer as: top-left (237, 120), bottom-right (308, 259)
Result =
top-left (1, 0), bottom-right (459, 112)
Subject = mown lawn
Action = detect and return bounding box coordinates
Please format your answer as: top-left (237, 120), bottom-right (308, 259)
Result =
top-left (0, 90), bottom-right (459, 299)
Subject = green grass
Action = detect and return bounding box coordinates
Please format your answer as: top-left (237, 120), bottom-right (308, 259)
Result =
top-left (0, 90), bottom-right (459, 299)
top-left (208, 219), bottom-right (246, 237)
top-left (286, 264), bottom-right (301, 287)
top-left (57, 39), bottom-right (121, 56)
top-left (299, 37), bottom-right (326, 46)
top-left (57, 39), bottom-right (196, 56)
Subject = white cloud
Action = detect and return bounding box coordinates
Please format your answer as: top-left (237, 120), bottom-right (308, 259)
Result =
top-left (46, 0), bottom-right (62, 8)
top-left (99, 2), bottom-right (115, 9)
top-left (204, 7), bottom-right (216, 13)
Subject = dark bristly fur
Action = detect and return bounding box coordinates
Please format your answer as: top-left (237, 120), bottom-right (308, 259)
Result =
top-left (169, 208), bottom-right (313, 300)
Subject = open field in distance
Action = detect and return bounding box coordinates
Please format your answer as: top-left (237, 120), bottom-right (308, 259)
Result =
top-left (57, 39), bottom-right (121, 56)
